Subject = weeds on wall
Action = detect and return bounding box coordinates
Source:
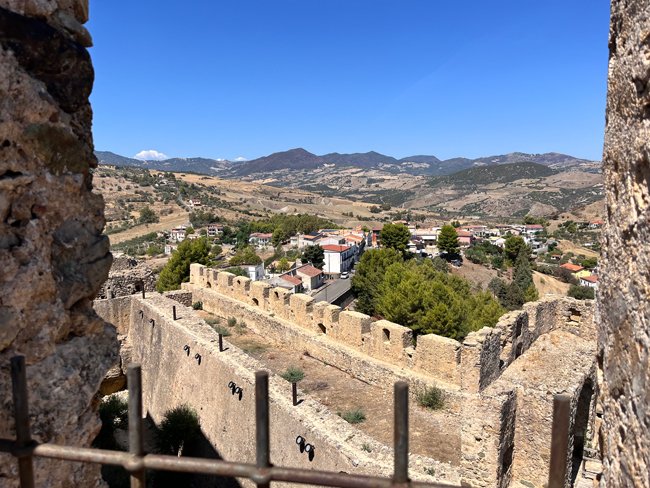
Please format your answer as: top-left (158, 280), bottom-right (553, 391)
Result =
top-left (339, 408), bottom-right (366, 424)
top-left (192, 301), bottom-right (203, 310)
top-left (416, 385), bottom-right (445, 410)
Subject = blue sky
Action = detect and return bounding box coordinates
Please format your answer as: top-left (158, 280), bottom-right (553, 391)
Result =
top-left (88, 1), bottom-right (611, 161)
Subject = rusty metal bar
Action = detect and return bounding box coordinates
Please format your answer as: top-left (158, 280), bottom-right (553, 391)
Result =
top-left (127, 365), bottom-right (145, 488)
top-left (393, 381), bottom-right (409, 484)
top-left (0, 440), bottom-right (458, 488)
top-left (218, 333), bottom-right (224, 352)
top-left (292, 382), bottom-right (298, 406)
top-left (173, 305), bottom-right (177, 320)
top-left (11, 355), bottom-right (35, 488)
top-left (548, 394), bottom-right (571, 488)
top-left (255, 370), bottom-right (271, 488)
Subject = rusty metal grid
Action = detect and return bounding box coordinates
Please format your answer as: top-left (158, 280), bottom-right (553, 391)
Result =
top-left (0, 355), bottom-right (571, 488)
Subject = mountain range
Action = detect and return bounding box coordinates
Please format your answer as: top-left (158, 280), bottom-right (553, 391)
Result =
top-left (95, 148), bottom-right (599, 178)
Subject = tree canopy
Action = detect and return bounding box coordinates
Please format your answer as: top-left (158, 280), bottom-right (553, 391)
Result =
top-left (156, 237), bottom-right (213, 292)
top-left (352, 250), bottom-right (503, 340)
top-left (437, 225), bottom-right (460, 255)
top-left (504, 236), bottom-right (528, 264)
top-left (230, 246), bottom-right (262, 266)
top-left (302, 245), bottom-right (325, 269)
top-left (351, 248), bottom-right (403, 315)
top-left (138, 206), bottom-right (159, 224)
top-left (380, 223), bottom-right (411, 255)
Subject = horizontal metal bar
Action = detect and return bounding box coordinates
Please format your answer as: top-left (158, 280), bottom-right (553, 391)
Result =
top-left (0, 440), bottom-right (456, 488)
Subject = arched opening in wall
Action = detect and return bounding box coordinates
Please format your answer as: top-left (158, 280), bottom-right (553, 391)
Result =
top-left (252, 297), bottom-right (259, 306)
top-left (206, 281), bottom-right (212, 288)
top-left (382, 328), bottom-right (390, 344)
top-left (134, 282), bottom-right (142, 293)
top-left (317, 323), bottom-right (326, 334)
top-left (274, 291), bottom-right (280, 299)
top-left (571, 378), bottom-right (594, 485)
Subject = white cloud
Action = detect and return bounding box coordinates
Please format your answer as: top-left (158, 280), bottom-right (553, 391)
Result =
top-left (234, 156), bottom-right (247, 162)
top-left (134, 149), bottom-right (168, 161)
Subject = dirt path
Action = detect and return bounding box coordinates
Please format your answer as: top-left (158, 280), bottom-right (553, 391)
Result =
top-left (202, 314), bottom-right (461, 465)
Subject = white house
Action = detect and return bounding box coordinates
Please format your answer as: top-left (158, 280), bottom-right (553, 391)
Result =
top-left (207, 223), bottom-right (223, 237)
top-left (322, 244), bottom-right (354, 277)
top-left (296, 265), bottom-right (324, 291)
top-left (249, 233), bottom-right (273, 247)
top-left (243, 263), bottom-right (265, 281)
top-left (170, 227), bottom-right (186, 242)
top-left (580, 274), bottom-right (599, 289)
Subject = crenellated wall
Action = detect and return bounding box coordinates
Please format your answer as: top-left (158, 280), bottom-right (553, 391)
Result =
top-left (187, 264), bottom-right (595, 395)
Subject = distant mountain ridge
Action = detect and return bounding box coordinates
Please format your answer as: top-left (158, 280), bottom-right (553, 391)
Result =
top-left (95, 148), bottom-right (599, 178)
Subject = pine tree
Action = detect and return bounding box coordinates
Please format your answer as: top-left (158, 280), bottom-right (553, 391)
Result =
top-left (437, 225), bottom-right (460, 255)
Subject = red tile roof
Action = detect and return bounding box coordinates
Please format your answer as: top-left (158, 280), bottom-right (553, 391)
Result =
top-left (297, 265), bottom-right (323, 277)
top-left (560, 263), bottom-right (584, 272)
top-left (321, 244), bottom-right (350, 252)
top-left (280, 274), bottom-right (302, 286)
top-left (456, 230), bottom-right (473, 237)
top-left (582, 274), bottom-right (599, 283)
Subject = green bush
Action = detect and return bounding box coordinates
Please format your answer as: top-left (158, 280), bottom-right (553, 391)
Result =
top-left (340, 408), bottom-right (366, 424)
top-left (94, 396), bottom-right (128, 450)
top-left (205, 317), bottom-right (220, 326)
top-left (192, 301), bottom-right (203, 310)
top-left (416, 386), bottom-right (445, 410)
top-left (227, 317), bottom-right (237, 327)
top-left (213, 325), bottom-right (231, 336)
top-left (158, 405), bottom-right (200, 455)
top-left (568, 285), bottom-right (595, 300)
top-left (280, 366), bottom-right (305, 383)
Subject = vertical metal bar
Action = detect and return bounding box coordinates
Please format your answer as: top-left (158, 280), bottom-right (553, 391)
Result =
top-left (393, 381), bottom-right (409, 484)
top-left (292, 382), bottom-right (298, 406)
top-left (127, 365), bottom-right (145, 488)
top-left (218, 334), bottom-right (224, 352)
top-left (173, 306), bottom-right (177, 320)
top-left (548, 394), bottom-right (571, 488)
top-left (11, 355), bottom-right (35, 488)
top-left (141, 281), bottom-right (145, 299)
top-left (255, 371), bottom-right (271, 488)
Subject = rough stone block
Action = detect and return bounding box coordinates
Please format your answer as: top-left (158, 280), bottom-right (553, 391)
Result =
top-left (414, 333), bottom-right (462, 386)
top-left (290, 294), bottom-right (314, 328)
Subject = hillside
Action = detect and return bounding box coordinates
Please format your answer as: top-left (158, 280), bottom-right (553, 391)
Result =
top-left (430, 162), bottom-right (558, 186)
top-left (96, 149), bottom-right (599, 178)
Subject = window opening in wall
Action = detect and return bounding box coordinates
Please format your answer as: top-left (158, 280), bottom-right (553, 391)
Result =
top-left (515, 342), bottom-right (524, 359)
top-left (382, 328), bottom-right (390, 344)
top-left (514, 318), bottom-right (523, 338)
top-left (571, 379), bottom-right (594, 485)
top-left (317, 323), bottom-right (326, 334)
top-left (206, 281), bottom-right (211, 288)
top-left (252, 297), bottom-right (259, 306)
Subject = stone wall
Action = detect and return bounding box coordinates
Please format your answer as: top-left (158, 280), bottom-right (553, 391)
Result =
top-left (96, 255), bottom-right (157, 299)
top-left (187, 264), bottom-right (595, 395)
top-left (0, 2), bottom-right (117, 486)
top-left (598, 0), bottom-right (650, 486)
top-left (96, 294), bottom-right (460, 486)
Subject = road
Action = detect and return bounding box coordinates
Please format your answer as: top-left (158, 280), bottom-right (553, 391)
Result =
top-left (312, 278), bottom-right (352, 304)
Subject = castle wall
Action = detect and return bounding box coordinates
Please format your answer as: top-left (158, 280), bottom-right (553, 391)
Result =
top-left (188, 264), bottom-right (595, 395)
top-left (0, 2), bottom-right (117, 485)
top-left (108, 293), bottom-right (458, 486)
top-left (460, 331), bottom-right (598, 488)
top-left (598, 1), bottom-right (650, 484)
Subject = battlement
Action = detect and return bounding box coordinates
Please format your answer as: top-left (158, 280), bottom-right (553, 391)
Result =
top-left (188, 264), bottom-right (595, 392)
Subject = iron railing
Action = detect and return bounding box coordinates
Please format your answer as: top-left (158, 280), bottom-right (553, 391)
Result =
top-left (0, 355), bottom-right (573, 488)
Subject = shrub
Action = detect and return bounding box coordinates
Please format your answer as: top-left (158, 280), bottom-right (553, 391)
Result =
top-left (340, 408), bottom-right (366, 424)
top-left (227, 317), bottom-right (237, 327)
top-left (361, 443), bottom-right (372, 453)
top-left (213, 325), bottom-right (231, 336)
top-left (192, 301), bottom-right (203, 310)
top-left (568, 285), bottom-right (595, 300)
top-left (280, 366), bottom-right (305, 383)
top-left (158, 405), bottom-right (200, 455)
top-left (416, 386), bottom-right (445, 410)
top-left (204, 317), bottom-right (220, 326)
